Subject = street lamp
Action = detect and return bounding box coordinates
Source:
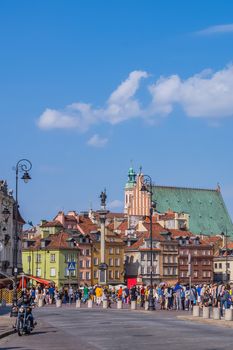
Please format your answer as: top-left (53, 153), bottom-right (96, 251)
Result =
top-left (140, 174), bottom-right (156, 311)
top-left (12, 159), bottom-right (32, 314)
top-left (221, 230), bottom-right (228, 284)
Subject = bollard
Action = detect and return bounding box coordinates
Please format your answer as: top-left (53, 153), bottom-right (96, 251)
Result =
top-left (38, 298), bottom-right (43, 308)
top-left (145, 301), bottom-right (149, 311)
top-left (103, 300), bottom-right (108, 309)
top-left (202, 306), bottom-right (210, 319)
top-left (225, 308), bottom-right (233, 321)
top-left (117, 300), bottom-right (122, 309)
top-left (56, 299), bottom-right (62, 308)
top-left (213, 307), bottom-right (221, 320)
top-left (131, 301), bottom-right (137, 310)
top-left (193, 305), bottom-right (200, 317)
top-left (87, 299), bottom-right (93, 308)
top-left (76, 299), bottom-right (81, 308)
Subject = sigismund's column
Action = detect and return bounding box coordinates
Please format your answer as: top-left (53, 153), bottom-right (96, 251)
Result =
top-left (97, 189), bottom-right (109, 285)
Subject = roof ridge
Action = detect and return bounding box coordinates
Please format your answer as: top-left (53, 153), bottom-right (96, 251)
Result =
top-left (153, 185), bottom-right (218, 192)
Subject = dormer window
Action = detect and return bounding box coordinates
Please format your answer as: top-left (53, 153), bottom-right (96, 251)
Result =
top-left (41, 241), bottom-right (46, 248)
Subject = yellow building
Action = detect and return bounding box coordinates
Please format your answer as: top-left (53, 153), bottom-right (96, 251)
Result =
top-left (22, 230), bottom-right (79, 288)
top-left (92, 229), bottom-right (125, 285)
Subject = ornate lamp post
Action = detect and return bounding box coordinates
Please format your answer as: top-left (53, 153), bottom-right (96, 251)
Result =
top-left (140, 174), bottom-right (156, 311)
top-left (221, 230), bottom-right (229, 284)
top-left (97, 189), bottom-right (109, 285)
top-left (12, 159), bottom-right (32, 314)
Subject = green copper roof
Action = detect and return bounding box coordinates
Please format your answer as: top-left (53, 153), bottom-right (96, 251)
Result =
top-left (152, 186), bottom-right (233, 236)
top-left (125, 167), bottom-right (136, 189)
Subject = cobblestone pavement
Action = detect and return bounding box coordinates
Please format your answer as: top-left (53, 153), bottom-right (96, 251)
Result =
top-left (1, 306), bottom-right (233, 350)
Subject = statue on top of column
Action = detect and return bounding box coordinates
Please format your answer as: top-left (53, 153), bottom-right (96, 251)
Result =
top-left (100, 189), bottom-right (107, 208)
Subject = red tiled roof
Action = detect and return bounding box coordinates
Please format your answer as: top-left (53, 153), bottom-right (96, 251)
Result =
top-left (117, 221), bottom-right (128, 232)
top-left (77, 216), bottom-right (98, 234)
top-left (23, 231), bottom-right (81, 250)
top-left (40, 220), bottom-right (63, 228)
top-left (169, 229), bottom-right (194, 238)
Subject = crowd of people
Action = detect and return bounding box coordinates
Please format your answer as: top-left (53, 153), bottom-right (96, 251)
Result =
top-left (26, 282), bottom-right (233, 315)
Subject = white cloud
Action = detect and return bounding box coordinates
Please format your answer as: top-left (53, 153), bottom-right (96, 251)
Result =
top-left (108, 199), bottom-right (123, 209)
top-left (37, 70), bottom-right (148, 130)
top-left (197, 24), bottom-right (233, 35)
top-left (87, 134), bottom-right (108, 148)
top-left (37, 65), bottom-right (233, 134)
top-left (148, 65), bottom-right (233, 119)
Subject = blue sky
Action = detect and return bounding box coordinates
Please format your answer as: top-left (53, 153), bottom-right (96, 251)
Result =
top-left (1, 0), bottom-right (233, 225)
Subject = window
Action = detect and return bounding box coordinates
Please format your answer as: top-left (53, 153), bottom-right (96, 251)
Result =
top-left (86, 272), bottom-right (90, 280)
top-left (79, 260), bottom-right (83, 268)
top-left (109, 270), bottom-right (113, 279)
top-left (115, 258), bottom-right (120, 267)
top-left (180, 259), bottom-right (184, 265)
top-left (65, 253), bottom-right (76, 262)
top-left (202, 250), bottom-right (206, 256)
top-left (109, 248), bottom-right (114, 255)
top-left (50, 268), bottom-right (56, 277)
top-left (194, 259), bottom-right (198, 265)
top-left (36, 268), bottom-right (41, 277)
top-left (164, 255), bottom-right (168, 263)
top-left (193, 250), bottom-right (198, 256)
top-left (194, 271), bottom-right (198, 278)
top-left (50, 254), bottom-right (56, 262)
top-left (180, 271), bottom-right (187, 277)
top-left (94, 270), bottom-right (98, 279)
top-left (173, 267), bottom-right (177, 275)
top-left (219, 263), bottom-right (222, 269)
top-left (141, 267), bottom-right (144, 274)
top-left (141, 253), bottom-right (145, 261)
top-left (109, 258), bottom-right (114, 266)
top-left (115, 247), bottom-right (120, 254)
top-left (227, 263), bottom-right (230, 268)
top-left (36, 254), bottom-right (41, 263)
top-left (214, 263), bottom-right (217, 268)
top-left (27, 256), bottom-right (31, 263)
top-left (164, 268), bottom-right (168, 275)
top-left (86, 260), bottom-right (91, 268)
top-left (115, 270), bottom-right (120, 279)
top-left (80, 272), bottom-right (83, 280)
top-left (94, 257), bottom-right (99, 266)
top-left (86, 249), bottom-right (90, 256)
